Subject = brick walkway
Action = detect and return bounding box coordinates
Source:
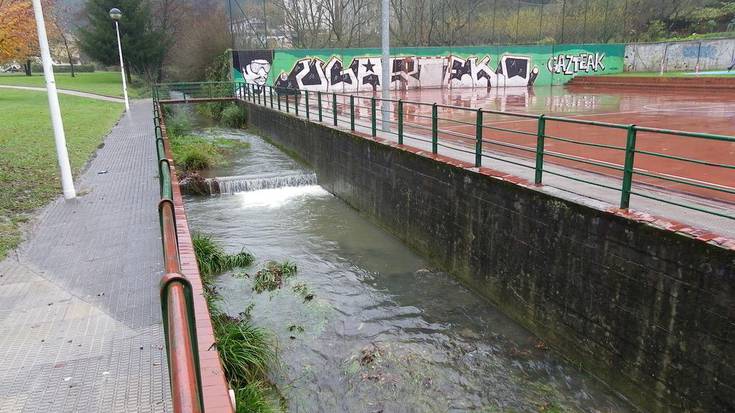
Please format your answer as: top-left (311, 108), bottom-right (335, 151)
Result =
top-left (0, 100), bottom-right (171, 412)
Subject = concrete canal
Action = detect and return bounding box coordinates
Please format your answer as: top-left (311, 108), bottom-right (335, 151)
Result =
top-left (180, 121), bottom-right (633, 412)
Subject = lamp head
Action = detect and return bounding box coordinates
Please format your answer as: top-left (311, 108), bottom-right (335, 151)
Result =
top-left (109, 8), bottom-right (122, 21)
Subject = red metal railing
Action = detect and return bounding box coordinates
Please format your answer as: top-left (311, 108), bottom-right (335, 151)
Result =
top-left (154, 102), bottom-right (204, 413)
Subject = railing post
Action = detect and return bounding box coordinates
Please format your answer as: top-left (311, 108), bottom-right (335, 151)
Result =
top-left (397, 100), bottom-right (404, 145)
top-left (332, 93), bottom-right (338, 126)
top-left (620, 125), bottom-right (638, 209)
top-left (431, 103), bottom-right (438, 154)
top-left (371, 97), bottom-right (377, 137)
top-left (475, 109), bottom-right (483, 167)
top-left (350, 95), bottom-right (355, 131)
top-left (295, 90), bottom-right (300, 116)
top-left (317, 91), bottom-right (323, 121)
top-left (269, 86), bottom-right (274, 108)
top-left (534, 115), bottom-right (546, 184)
top-left (305, 90), bottom-right (310, 119)
top-left (286, 94), bottom-right (290, 113)
top-left (277, 89), bottom-right (282, 110)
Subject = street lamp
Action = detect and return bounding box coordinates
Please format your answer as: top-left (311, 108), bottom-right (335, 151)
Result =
top-left (109, 8), bottom-right (130, 111)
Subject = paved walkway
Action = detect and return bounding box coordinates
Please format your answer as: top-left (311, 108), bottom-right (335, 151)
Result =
top-left (0, 100), bottom-right (171, 412)
top-left (0, 85), bottom-right (125, 103)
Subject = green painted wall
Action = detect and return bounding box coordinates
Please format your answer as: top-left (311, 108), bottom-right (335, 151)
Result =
top-left (232, 43), bottom-right (624, 90)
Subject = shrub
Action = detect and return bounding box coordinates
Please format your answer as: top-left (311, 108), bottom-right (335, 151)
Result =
top-left (31, 64), bottom-right (95, 73)
top-left (220, 104), bottom-right (247, 128)
top-left (166, 112), bottom-right (192, 137)
top-left (196, 101), bottom-right (228, 121)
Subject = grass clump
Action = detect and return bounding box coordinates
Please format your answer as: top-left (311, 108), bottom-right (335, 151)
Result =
top-left (252, 261), bottom-right (298, 293)
top-left (212, 313), bottom-right (274, 386)
top-left (192, 234), bottom-right (283, 412)
top-left (234, 381), bottom-right (280, 413)
top-left (165, 111), bottom-right (249, 173)
top-left (192, 233), bottom-right (254, 277)
top-left (165, 112), bottom-right (192, 137)
top-left (195, 102), bottom-right (246, 128)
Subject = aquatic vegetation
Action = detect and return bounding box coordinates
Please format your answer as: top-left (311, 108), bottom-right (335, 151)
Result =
top-left (192, 233), bottom-right (254, 277)
top-left (234, 380), bottom-right (280, 413)
top-left (212, 313), bottom-right (274, 386)
top-left (291, 282), bottom-right (315, 302)
top-left (251, 261), bottom-right (298, 293)
top-left (192, 234), bottom-right (282, 412)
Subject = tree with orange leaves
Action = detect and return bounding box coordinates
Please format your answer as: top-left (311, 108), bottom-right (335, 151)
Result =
top-left (0, 0), bottom-right (58, 74)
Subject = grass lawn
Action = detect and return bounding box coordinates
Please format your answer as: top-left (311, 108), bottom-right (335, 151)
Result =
top-left (0, 71), bottom-right (145, 98)
top-left (0, 89), bottom-right (124, 259)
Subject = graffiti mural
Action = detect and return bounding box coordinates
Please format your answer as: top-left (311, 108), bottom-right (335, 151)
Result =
top-left (546, 52), bottom-right (606, 75)
top-left (232, 44), bottom-right (624, 92)
top-left (232, 50), bottom-right (274, 93)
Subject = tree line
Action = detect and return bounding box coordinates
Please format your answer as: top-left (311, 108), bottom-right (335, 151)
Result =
top-left (1, 0), bottom-right (733, 83)
top-left (233, 0), bottom-right (735, 48)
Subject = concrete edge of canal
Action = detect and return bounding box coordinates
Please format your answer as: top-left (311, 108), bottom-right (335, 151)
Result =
top-left (243, 100), bottom-right (735, 413)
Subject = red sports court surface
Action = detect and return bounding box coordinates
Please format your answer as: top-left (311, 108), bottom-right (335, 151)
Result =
top-left (354, 86), bottom-right (735, 204)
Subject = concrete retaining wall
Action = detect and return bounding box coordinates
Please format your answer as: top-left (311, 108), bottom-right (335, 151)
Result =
top-left (244, 101), bottom-right (735, 413)
top-left (625, 38), bottom-right (735, 72)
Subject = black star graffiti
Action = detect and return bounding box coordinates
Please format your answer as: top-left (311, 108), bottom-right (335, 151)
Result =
top-left (363, 59), bottom-right (376, 72)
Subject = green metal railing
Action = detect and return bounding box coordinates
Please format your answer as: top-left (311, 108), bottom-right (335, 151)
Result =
top-left (153, 81), bottom-right (735, 221)
top-left (152, 102), bottom-right (205, 413)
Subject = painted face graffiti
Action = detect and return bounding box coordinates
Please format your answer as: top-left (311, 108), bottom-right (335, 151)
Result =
top-left (244, 59), bottom-right (271, 86)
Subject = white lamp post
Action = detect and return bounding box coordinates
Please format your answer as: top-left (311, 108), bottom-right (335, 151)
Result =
top-left (31, 0), bottom-right (76, 199)
top-left (109, 8), bottom-right (130, 112)
top-left (380, 0), bottom-right (390, 132)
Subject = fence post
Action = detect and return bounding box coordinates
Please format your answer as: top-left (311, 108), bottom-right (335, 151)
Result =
top-left (371, 97), bottom-right (377, 137)
top-left (305, 90), bottom-right (310, 120)
top-left (431, 103), bottom-right (438, 154)
top-left (534, 115), bottom-right (546, 184)
top-left (295, 90), bottom-right (300, 116)
top-left (350, 95), bottom-right (355, 131)
top-left (475, 109), bottom-right (483, 167)
top-left (269, 86), bottom-right (273, 108)
top-left (286, 94), bottom-right (290, 113)
top-left (277, 88), bottom-right (281, 110)
top-left (332, 93), bottom-right (337, 126)
top-left (317, 91), bottom-right (323, 122)
top-left (397, 100), bottom-right (404, 145)
top-left (620, 125), bottom-right (637, 209)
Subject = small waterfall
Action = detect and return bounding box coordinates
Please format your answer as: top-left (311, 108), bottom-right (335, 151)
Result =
top-left (207, 172), bottom-right (318, 195)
